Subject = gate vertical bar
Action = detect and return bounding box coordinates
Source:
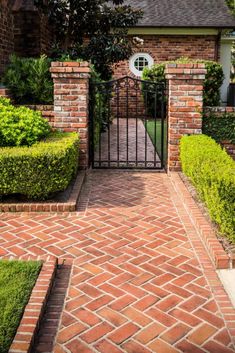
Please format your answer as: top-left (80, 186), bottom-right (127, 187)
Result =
top-left (136, 81), bottom-right (138, 167)
top-left (126, 77), bottom-right (129, 165)
top-left (144, 89), bottom-right (147, 167)
top-left (117, 82), bottom-right (120, 167)
top-left (107, 84), bottom-right (111, 167)
top-left (89, 81), bottom-right (94, 168)
top-left (161, 85), bottom-right (165, 169)
top-left (98, 87), bottom-right (102, 167)
top-left (154, 85), bottom-right (157, 168)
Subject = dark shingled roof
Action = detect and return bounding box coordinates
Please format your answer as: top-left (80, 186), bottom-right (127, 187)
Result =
top-left (125, 0), bottom-right (235, 28)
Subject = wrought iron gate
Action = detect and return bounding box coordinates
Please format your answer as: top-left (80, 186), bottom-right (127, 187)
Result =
top-left (89, 76), bottom-right (167, 169)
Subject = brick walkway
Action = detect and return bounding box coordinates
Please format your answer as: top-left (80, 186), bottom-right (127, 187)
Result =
top-left (0, 171), bottom-right (235, 353)
top-left (94, 118), bottom-right (161, 168)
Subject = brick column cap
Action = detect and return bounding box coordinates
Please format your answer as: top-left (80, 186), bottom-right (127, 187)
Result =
top-left (50, 61), bottom-right (91, 75)
top-left (165, 63), bottom-right (206, 80)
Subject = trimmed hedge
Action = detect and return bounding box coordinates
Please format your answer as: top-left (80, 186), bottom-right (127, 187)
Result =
top-left (202, 112), bottom-right (235, 144)
top-left (180, 135), bottom-right (235, 242)
top-left (0, 97), bottom-right (51, 147)
top-left (0, 132), bottom-right (79, 200)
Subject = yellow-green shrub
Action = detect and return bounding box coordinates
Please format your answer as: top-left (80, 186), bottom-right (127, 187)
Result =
top-left (180, 135), bottom-right (235, 241)
top-left (0, 132), bottom-right (79, 200)
top-left (0, 97), bottom-right (51, 147)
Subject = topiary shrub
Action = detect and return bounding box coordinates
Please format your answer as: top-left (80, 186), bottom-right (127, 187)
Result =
top-left (0, 132), bottom-right (79, 200)
top-left (0, 97), bottom-right (51, 147)
top-left (180, 134), bottom-right (235, 242)
top-left (202, 112), bottom-right (235, 143)
top-left (3, 55), bottom-right (53, 104)
top-left (142, 58), bottom-right (224, 109)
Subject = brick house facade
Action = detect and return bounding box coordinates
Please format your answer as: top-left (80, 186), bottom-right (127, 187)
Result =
top-left (12, 0), bottom-right (52, 58)
top-left (113, 34), bottom-right (219, 79)
top-left (0, 0), bottom-right (14, 75)
top-left (0, 0), bottom-right (52, 76)
top-left (112, 0), bottom-right (235, 104)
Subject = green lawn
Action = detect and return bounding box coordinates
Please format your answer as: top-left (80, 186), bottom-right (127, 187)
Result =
top-left (145, 119), bottom-right (167, 163)
top-left (0, 260), bottom-right (42, 353)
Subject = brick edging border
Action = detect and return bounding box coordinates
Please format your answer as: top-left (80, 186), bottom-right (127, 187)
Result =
top-left (170, 172), bottom-right (233, 269)
top-left (0, 171), bottom-right (86, 213)
top-left (9, 257), bottom-right (58, 353)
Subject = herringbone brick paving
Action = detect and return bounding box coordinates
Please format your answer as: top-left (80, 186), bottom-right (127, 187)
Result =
top-left (0, 171), bottom-right (234, 353)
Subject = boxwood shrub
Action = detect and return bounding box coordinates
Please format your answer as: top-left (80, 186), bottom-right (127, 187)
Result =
top-left (0, 132), bottom-right (79, 200)
top-left (0, 97), bottom-right (51, 147)
top-left (180, 134), bottom-right (235, 242)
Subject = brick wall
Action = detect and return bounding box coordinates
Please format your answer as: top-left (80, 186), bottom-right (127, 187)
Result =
top-left (0, 87), bottom-right (13, 100)
top-left (0, 0), bottom-right (14, 76)
top-left (12, 2), bottom-right (52, 57)
top-left (113, 35), bottom-right (217, 78)
top-left (25, 105), bottom-right (55, 127)
top-left (204, 106), bottom-right (235, 114)
top-left (221, 141), bottom-right (235, 160)
top-left (0, 0), bottom-right (52, 76)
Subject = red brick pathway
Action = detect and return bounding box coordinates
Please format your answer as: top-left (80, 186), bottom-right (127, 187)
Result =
top-left (94, 118), bottom-right (161, 168)
top-left (0, 171), bottom-right (235, 353)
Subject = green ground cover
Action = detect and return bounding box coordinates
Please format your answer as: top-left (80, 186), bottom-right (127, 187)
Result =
top-left (0, 260), bottom-right (41, 353)
top-left (145, 119), bottom-right (167, 163)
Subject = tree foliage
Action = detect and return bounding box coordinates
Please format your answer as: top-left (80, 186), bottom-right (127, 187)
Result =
top-left (226, 0), bottom-right (235, 14)
top-left (34, 0), bottom-right (143, 79)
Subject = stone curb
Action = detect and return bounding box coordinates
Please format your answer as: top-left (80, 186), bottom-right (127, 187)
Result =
top-left (8, 256), bottom-right (57, 353)
top-left (0, 171), bottom-right (85, 213)
top-left (171, 172), bottom-right (233, 269)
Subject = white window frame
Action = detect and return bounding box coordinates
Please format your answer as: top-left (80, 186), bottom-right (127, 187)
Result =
top-left (129, 53), bottom-right (154, 77)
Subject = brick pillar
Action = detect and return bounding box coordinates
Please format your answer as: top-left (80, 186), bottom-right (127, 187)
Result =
top-left (50, 62), bottom-right (90, 168)
top-left (165, 63), bottom-right (206, 172)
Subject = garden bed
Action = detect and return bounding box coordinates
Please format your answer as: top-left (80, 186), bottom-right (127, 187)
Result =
top-left (0, 260), bottom-right (41, 353)
top-left (179, 134), bottom-right (235, 269)
top-left (170, 173), bottom-right (233, 269)
top-left (7, 257), bottom-right (57, 353)
top-left (0, 260), bottom-right (42, 353)
top-left (179, 172), bottom-right (235, 263)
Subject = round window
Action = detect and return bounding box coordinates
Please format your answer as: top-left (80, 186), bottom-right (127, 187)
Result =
top-left (129, 53), bottom-right (154, 77)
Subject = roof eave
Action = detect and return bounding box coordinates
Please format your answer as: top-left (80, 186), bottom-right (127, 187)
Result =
top-left (130, 25), bottom-right (235, 29)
